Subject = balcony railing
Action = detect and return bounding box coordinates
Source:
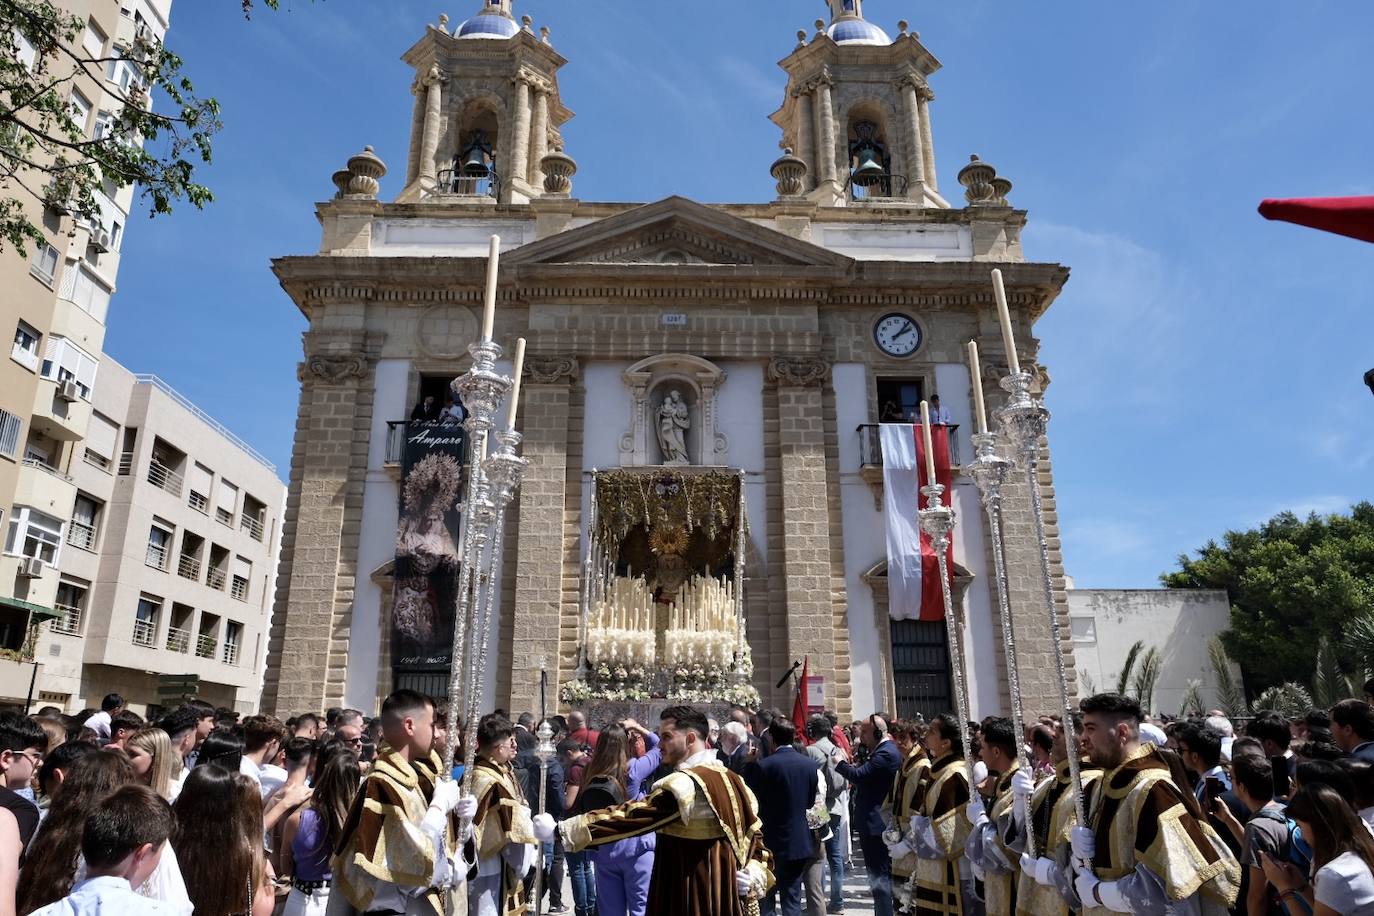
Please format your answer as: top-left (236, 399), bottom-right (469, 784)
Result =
top-left (165, 627), bottom-right (190, 653)
top-left (22, 457), bottom-right (73, 484)
top-left (386, 420), bottom-right (467, 466)
top-left (147, 459), bottom-right (184, 496)
top-left (176, 554), bottom-right (201, 581)
top-left (50, 605), bottom-right (82, 637)
top-left (846, 172), bottom-right (911, 202)
top-left (215, 507), bottom-right (233, 527)
top-left (82, 449), bottom-right (113, 473)
top-left (206, 568), bottom-right (226, 590)
top-left (117, 451), bottom-right (134, 475)
top-left (131, 618), bottom-right (156, 647)
top-left (857, 423), bottom-right (961, 468)
top-left (66, 520), bottom-right (96, 551)
top-left (434, 167), bottom-right (500, 200)
top-left (230, 577), bottom-right (248, 602)
top-left (240, 515), bottom-right (264, 542)
top-left (187, 491), bottom-right (208, 514)
top-left (145, 542), bottom-right (168, 570)
top-left (195, 634), bottom-right (217, 659)
top-left (222, 642), bottom-right (239, 666)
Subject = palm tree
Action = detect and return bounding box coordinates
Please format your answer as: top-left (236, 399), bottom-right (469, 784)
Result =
top-left (1115, 641), bottom-right (1145, 696)
top-left (1208, 638), bottom-right (1246, 716)
top-left (1132, 647), bottom-right (1164, 715)
top-left (1251, 683), bottom-right (1314, 720)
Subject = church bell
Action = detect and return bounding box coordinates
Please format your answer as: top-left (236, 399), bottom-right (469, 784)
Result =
top-left (851, 147), bottom-right (886, 187)
top-left (459, 147), bottom-right (490, 179)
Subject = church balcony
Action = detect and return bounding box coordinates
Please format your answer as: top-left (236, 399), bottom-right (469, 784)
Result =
top-left (430, 169), bottom-right (500, 202)
top-left (847, 174), bottom-right (910, 203)
top-left (857, 423), bottom-right (960, 510)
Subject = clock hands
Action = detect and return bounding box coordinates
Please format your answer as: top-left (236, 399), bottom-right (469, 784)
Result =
top-left (893, 321), bottom-right (916, 340)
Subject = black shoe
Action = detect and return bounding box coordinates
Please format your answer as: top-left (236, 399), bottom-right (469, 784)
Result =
top-left (826, 906), bottom-right (845, 915)
top-left (548, 907), bottom-right (569, 915)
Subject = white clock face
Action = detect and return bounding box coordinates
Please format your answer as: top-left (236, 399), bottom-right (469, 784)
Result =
top-left (874, 313), bottom-right (922, 357)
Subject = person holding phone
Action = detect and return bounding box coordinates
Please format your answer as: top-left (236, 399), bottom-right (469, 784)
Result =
top-left (1262, 783), bottom-right (1374, 915)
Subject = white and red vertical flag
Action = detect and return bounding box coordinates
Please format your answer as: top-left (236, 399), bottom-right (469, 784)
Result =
top-left (879, 423), bottom-right (955, 621)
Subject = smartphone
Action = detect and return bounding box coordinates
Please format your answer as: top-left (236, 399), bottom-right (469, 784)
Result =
top-left (1270, 755), bottom-right (1291, 800)
top-left (1204, 776), bottom-right (1226, 807)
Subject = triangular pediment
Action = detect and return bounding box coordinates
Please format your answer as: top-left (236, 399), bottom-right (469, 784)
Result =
top-left (504, 196), bottom-right (852, 269)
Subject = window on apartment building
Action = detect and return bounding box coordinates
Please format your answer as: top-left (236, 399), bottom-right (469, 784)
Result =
top-left (0, 410), bottom-right (22, 459)
top-left (93, 110), bottom-right (114, 141)
top-left (223, 620), bottom-right (242, 666)
top-left (146, 521), bottom-right (173, 570)
top-left (53, 580), bottom-right (88, 637)
top-left (133, 595), bottom-right (160, 647)
top-left (59, 264), bottom-right (112, 324)
top-left (81, 20), bottom-right (107, 58)
top-left (230, 556), bottom-right (251, 602)
top-left (68, 495), bottom-right (101, 552)
top-left (215, 480), bottom-right (238, 527)
top-left (13, 29), bottom-right (36, 70)
top-left (30, 244), bottom-right (59, 285)
top-left (106, 52), bottom-right (143, 93)
top-left (69, 90), bottom-right (91, 135)
top-left (12, 321), bottom-right (40, 371)
top-left (83, 413), bottom-right (118, 472)
top-left (4, 506), bottom-right (64, 564)
top-left (188, 463), bottom-right (212, 514)
top-left (40, 337), bottom-right (98, 400)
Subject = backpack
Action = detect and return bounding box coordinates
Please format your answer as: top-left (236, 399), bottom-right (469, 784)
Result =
top-left (809, 741), bottom-right (845, 809)
top-left (1250, 807), bottom-right (1313, 914)
top-left (576, 773), bottom-right (626, 816)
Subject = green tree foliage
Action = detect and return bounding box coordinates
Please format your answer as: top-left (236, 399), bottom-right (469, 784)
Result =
top-left (1162, 502), bottom-right (1374, 696)
top-left (0, 0), bottom-right (286, 254)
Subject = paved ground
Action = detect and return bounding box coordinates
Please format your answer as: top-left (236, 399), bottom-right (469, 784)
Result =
top-left (539, 846), bottom-right (885, 914)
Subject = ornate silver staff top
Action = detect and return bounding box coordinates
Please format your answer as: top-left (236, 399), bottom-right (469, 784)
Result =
top-left (996, 368), bottom-right (1086, 827)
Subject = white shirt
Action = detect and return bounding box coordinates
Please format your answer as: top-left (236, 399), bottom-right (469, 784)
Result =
top-left (259, 763), bottom-right (287, 799)
top-left (30, 875), bottom-right (177, 915)
top-left (240, 756), bottom-right (261, 784)
top-left (1316, 850), bottom-right (1374, 914)
top-left (74, 845), bottom-right (192, 916)
top-left (928, 405), bottom-right (952, 425)
top-left (167, 768), bottom-right (188, 804)
top-left (85, 711), bottom-right (111, 740)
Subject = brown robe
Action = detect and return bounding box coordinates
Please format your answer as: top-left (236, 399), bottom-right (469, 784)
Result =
top-left (561, 760), bottom-right (775, 916)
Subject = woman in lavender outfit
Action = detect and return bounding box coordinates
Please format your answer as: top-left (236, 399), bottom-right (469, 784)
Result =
top-left (574, 720), bottom-right (662, 916)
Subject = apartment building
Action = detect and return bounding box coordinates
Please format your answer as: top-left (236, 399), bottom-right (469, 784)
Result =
top-left (28, 362), bottom-right (285, 715)
top-left (0, 1), bottom-right (177, 705)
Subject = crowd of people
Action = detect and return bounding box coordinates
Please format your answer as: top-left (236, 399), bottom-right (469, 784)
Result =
top-left (3, 688), bottom-right (1374, 915)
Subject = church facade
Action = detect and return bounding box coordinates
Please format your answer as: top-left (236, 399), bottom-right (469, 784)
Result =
top-left (261, 0), bottom-right (1076, 722)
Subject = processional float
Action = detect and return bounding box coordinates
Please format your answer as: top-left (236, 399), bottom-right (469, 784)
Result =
top-left (910, 269), bottom-right (1084, 872)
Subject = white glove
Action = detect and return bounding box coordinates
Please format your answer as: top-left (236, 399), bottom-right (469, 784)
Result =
top-left (532, 812), bottom-right (556, 842)
top-left (1073, 866), bottom-right (1099, 909)
top-left (1095, 878), bottom-right (1130, 913)
top-left (909, 814), bottom-right (929, 837)
top-left (736, 868), bottom-right (754, 897)
top-left (1011, 768), bottom-right (1035, 799)
top-left (1070, 825), bottom-right (1095, 862)
top-left (1012, 793), bottom-right (1029, 828)
top-left (1021, 854), bottom-right (1056, 887)
top-left (889, 838), bottom-right (914, 860)
top-left (455, 794), bottom-right (478, 820)
top-left (431, 779), bottom-right (462, 813)
top-left (966, 794), bottom-right (987, 826)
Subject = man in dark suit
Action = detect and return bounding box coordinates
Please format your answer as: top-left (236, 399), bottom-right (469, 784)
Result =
top-left (834, 713), bottom-right (902, 916)
top-left (746, 719), bottom-right (824, 916)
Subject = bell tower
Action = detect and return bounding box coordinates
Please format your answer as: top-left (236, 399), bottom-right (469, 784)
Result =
top-left (770, 1), bottom-right (947, 208)
top-left (399, 1), bottom-right (574, 204)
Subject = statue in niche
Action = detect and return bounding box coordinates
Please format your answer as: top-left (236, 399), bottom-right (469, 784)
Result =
top-left (656, 390), bottom-right (691, 465)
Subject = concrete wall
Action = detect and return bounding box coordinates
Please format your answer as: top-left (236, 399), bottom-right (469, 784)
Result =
top-left (1068, 587), bottom-right (1232, 716)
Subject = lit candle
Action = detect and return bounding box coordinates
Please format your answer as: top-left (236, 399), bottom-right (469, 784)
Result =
top-left (967, 340), bottom-right (988, 435)
top-left (919, 400), bottom-right (937, 485)
top-left (481, 234), bottom-right (500, 342)
top-left (506, 337), bottom-right (526, 431)
top-left (991, 268), bottom-right (1020, 375)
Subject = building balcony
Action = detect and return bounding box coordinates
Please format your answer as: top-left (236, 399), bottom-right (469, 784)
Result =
top-left (240, 515), bottom-right (264, 542)
top-left (165, 627), bottom-right (190, 654)
top-left (195, 634), bottom-right (216, 659)
top-left (145, 543), bottom-right (168, 571)
top-left (230, 577), bottom-right (248, 602)
top-left (206, 568), bottom-right (226, 591)
top-left (187, 491), bottom-right (208, 514)
top-left (131, 618), bottom-right (156, 648)
top-left (222, 642), bottom-right (239, 666)
top-left (16, 458), bottom-right (77, 513)
top-left (856, 423), bottom-right (961, 510)
top-left (29, 380), bottom-right (90, 442)
top-left (176, 554), bottom-right (200, 581)
top-left (66, 520), bottom-right (96, 552)
top-left (146, 459), bottom-right (184, 497)
top-left (50, 605), bottom-right (82, 637)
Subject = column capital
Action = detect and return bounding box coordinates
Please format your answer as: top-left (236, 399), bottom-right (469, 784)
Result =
top-left (916, 85), bottom-right (936, 103)
top-left (766, 356), bottom-right (830, 388)
top-left (421, 63), bottom-right (448, 89)
top-left (895, 72), bottom-right (922, 93)
top-left (298, 354), bottom-right (369, 384)
top-left (524, 355), bottom-right (579, 385)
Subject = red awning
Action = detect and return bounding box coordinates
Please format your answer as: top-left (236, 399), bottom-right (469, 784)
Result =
top-left (1258, 196), bottom-right (1374, 244)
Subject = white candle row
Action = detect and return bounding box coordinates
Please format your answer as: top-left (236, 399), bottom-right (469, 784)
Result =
top-left (670, 575), bottom-right (735, 633)
top-left (591, 576), bottom-right (655, 632)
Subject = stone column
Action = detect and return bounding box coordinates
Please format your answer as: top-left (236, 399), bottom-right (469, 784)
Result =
top-left (406, 79), bottom-right (426, 184)
top-left (795, 88), bottom-right (815, 193)
top-left (530, 82), bottom-right (549, 192)
top-left (898, 76), bottom-right (926, 193)
top-left (766, 357), bottom-right (838, 708)
top-left (510, 74), bottom-right (533, 186)
top-left (815, 73), bottom-right (838, 185)
top-left (917, 86), bottom-right (937, 192)
top-left (506, 356), bottom-right (578, 714)
top-left (418, 65), bottom-right (447, 184)
top-left (263, 342), bottom-right (376, 716)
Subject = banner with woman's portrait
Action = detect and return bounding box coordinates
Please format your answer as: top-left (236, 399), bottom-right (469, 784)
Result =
top-left (392, 421), bottom-right (467, 691)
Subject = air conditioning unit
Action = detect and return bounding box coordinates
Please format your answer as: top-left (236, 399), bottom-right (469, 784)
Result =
top-left (134, 22), bottom-right (155, 46)
top-left (17, 557), bottom-right (44, 579)
top-left (57, 379), bottom-right (81, 402)
top-left (88, 228), bottom-right (111, 253)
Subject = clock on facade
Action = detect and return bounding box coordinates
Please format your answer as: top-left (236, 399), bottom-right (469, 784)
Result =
top-left (873, 313), bottom-right (922, 357)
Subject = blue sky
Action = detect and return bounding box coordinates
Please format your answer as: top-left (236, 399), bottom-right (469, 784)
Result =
top-left (105, 1), bottom-right (1374, 588)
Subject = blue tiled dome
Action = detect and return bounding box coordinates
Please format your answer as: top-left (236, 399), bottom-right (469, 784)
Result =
top-left (828, 19), bottom-right (892, 45)
top-left (456, 12), bottom-right (520, 39)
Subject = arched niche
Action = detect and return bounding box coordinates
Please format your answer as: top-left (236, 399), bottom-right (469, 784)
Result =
top-left (619, 354), bottom-right (728, 467)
